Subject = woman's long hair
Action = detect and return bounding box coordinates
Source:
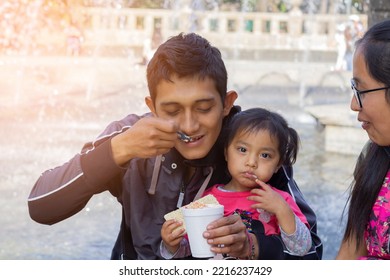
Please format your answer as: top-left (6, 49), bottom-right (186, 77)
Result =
top-left (343, 142), bottom-right (389, 249)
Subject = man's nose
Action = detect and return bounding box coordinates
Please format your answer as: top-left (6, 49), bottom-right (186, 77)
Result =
top-left (180, 111), bottom-right (199, 134)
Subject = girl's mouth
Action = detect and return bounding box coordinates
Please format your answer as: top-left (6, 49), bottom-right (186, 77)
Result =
top-left (244, 172), bottom-right (258, 181)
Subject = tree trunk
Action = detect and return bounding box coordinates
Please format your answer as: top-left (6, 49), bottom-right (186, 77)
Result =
top-left (368, 0), bottom-right (390, 27)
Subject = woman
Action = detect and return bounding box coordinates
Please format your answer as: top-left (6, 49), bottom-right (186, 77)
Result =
top-left (336, 19), bottom-right (390, 260)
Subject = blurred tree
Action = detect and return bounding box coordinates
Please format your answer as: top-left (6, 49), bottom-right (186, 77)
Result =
top-left (368, 0), bottom-right (390, 26)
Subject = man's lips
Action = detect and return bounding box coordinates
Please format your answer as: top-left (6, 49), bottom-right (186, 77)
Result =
top-left (177, 131), bottom-right (203, 143)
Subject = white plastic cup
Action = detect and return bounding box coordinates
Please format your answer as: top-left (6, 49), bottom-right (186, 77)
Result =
top-left (182, 204), bottom-right (224, 258)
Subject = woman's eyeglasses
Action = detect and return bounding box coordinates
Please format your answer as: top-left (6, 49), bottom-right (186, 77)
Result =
top-left (351, 79), bottom-right (390, 108)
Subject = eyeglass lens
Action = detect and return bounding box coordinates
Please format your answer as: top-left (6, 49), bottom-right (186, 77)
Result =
top-left (351, 80), bottom-right (362, 108)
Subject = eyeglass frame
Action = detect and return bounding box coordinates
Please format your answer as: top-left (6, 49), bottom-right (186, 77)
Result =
top-left (351, 79), bottom-right (390, 108)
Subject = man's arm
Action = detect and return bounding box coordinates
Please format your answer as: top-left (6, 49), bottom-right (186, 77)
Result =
top-left (28, 132), bottom-right (124, 225)
top-left (27, 115), bottom-right (142, 225)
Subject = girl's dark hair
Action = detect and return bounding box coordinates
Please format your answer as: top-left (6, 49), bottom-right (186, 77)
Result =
top-left (342, 19), bottom-right (390, 251)
top-left (146, 32), bottom-right (228, 102)
top-left (224, 107), bottom-right (299, 167)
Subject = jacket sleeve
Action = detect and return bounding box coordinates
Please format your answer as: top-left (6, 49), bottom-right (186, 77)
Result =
top-left (27, 115), bottom-right (139, 225)
top-left (254, 165), bottom-right (323, 260)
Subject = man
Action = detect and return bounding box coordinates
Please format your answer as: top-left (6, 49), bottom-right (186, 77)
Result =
top-left (28, 33), bottom-right (322, 259)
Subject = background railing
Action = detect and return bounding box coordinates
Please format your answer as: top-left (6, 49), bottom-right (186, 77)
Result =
top-left (64, 7), bottom-right (367, 59)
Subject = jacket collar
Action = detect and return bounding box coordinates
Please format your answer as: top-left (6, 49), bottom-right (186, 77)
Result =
top-left (384, 146), bottom-right (390, 158)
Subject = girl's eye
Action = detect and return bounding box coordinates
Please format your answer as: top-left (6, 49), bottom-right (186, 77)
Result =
top-left (238, 147), bottom-right (247, 153)
top-left (261, 153), bottom-right (270, 159)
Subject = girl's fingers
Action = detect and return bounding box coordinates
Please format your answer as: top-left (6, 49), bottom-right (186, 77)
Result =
top-left (254, 178), bottom-right (271, 190)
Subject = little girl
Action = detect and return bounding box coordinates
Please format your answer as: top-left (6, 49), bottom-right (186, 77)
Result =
top-left (161, 108), bottom-right (312, 259)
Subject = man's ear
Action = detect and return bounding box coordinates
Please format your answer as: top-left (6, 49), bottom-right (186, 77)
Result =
top-left (223, 90), bottom-right (238, 116)
top-left (145, 96), bottom-right (157, 116)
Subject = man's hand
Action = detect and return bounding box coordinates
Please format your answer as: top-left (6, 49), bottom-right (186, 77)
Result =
top-left (203, 214), bottom-right (258, 259)
top-left (111, 116), bottom-right (178, 166)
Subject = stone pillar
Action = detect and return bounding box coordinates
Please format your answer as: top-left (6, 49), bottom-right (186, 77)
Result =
top-left (367, 0), bottom-right (390, 27)
top-left (288, 0), bottom-right (303, 48)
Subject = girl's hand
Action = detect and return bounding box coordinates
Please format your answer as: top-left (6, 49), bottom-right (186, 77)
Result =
top-left (249, 179), bottom-right (295, 234)
top-left (248, 179), bottom-right (287, 215)
top-left (161, 219), bottom-right (186, 254)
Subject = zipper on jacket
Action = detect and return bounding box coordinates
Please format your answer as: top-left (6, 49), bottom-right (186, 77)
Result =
top-left (176, 181), bottom-right (185, 208)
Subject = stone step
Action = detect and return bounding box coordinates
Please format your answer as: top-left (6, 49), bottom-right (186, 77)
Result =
top-left (305, 103), bottom-right (368, 155)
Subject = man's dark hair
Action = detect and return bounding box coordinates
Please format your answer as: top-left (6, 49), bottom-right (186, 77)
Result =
top-left (146, 32), bottom-right (228, 102)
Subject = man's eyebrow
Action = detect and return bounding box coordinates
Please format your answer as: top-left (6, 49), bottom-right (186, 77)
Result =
top-left (160, 97), bottom-right (217, 106)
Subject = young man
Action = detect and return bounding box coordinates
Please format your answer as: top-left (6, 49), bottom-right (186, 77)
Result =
top-left (28, 33), bottom-right (322, 260)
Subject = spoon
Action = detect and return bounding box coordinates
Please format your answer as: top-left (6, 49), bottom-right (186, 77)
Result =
top-left (177, 131), bottom-right (192, 143)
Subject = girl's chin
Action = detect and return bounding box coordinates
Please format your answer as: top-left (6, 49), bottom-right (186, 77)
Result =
top-left (238, 179), bottom-right (257, 189)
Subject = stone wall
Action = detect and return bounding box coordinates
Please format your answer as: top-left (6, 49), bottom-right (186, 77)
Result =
top-left (368, 0), bottom-right (390, 27)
